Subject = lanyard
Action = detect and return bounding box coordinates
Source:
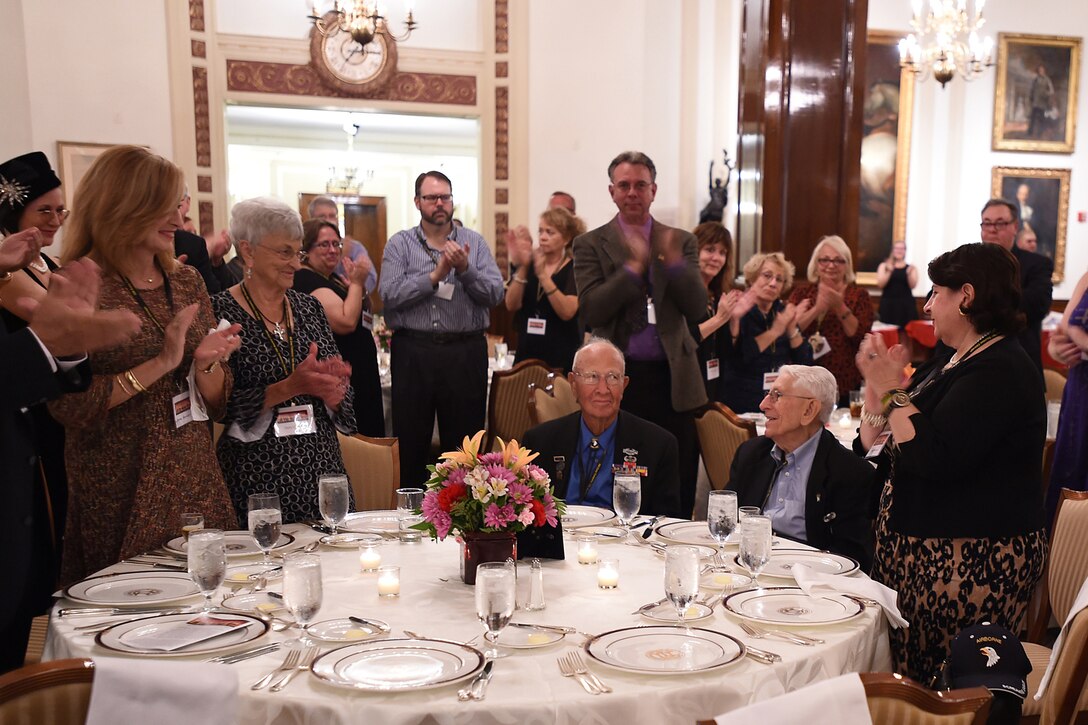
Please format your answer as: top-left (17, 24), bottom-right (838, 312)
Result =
top-left (579, 438), bottom-right (606, 500)
top-left (240, 282), bottom-right (296, 378)
top-left (120, 265), bottom-right (175, 335)
top-left (415, 226), bottom-right (457, 266)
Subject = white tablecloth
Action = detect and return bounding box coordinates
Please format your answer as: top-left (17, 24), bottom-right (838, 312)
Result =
top-left (46, 522), bottom-right (892, 725)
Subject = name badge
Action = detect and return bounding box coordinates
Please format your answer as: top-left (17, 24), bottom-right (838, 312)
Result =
top-left (865, 429), bottom-right (893, 459)
top-left (361, 311), bottom-right (374, 330)
top-left (527, 317), bottom-right (547, 336)
top-left (274, 404), bottom-right (316, 437)
top-left (763, 371), bottom-right (779, 391)
top-left (435, 281), bottom-right (455, 301)
top-left (646, 298), bottom-right (657, 325)
top-left (172, 389), bottom-right (194, 429)
top-left (706, 357), bottom-right (720, 380)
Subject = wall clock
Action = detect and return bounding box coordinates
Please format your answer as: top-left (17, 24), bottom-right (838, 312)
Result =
top-left (309, 12), bottom-right (398, 94)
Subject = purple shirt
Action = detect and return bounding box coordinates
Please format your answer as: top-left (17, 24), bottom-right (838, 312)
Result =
top-left (616, 216), bottom-right (666, 361)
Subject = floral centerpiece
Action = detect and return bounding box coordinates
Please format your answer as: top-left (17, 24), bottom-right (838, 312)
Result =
top-left (414, 431), bottom-right (564, 583)
top-left (371, 313), bottom-right (392, 353)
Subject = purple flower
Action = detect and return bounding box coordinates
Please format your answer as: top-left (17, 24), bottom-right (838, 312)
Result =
top-left (444, 467), bottom-right (467, 487)
top-left (483, 503), bottom-right (517, 529)
top-left (478, 452), bottom-right (504, 466)
top-left (542, 493), bottom-right (558, 527)
top-left (485, 464), bottom-right (517, 484)
top-left (526, 464), bottom-right (549, 482)
top-left (506, 481), bottom-right (534, 505)
top-left (432, 510), bottom-right (452, 539)
top-left (421, 491), bottom-right (443, 521)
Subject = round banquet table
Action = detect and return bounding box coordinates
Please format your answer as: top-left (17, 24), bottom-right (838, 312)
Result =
top-left (45, 520), bottom-right (893, 724)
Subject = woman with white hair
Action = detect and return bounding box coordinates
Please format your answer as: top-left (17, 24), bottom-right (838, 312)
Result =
top-left (212, 197), bottom-right (356, 524)
top-left (789, 235), bottom-right (873, 405)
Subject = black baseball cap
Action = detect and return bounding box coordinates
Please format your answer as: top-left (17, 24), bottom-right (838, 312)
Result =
top-left (947, 621), bottom-right (1032, 699)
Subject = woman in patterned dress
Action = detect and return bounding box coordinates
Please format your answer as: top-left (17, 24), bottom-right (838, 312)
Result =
top-left (789, 235), bottom-right (873, 406)
top-left (49, 146), bottom-right (243, 583)
top-left (213, 198), bottom-right (356, 525)
top-left (855, 242), bottom-right (1047, 682)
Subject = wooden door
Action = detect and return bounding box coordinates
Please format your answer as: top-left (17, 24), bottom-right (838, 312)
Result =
top-left (299, 193), bottom-right (388, 312)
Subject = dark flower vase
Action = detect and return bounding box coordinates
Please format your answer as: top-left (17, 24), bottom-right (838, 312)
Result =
top-left (460, 531), bottom-right (517, 584)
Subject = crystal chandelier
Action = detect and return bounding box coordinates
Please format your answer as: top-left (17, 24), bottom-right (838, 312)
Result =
top-left (898, 0), bottom-right (994, 88)
top-left (326, 121), bottom-right (374, 195)
top-left (308, 1), bottom-right (418, 49)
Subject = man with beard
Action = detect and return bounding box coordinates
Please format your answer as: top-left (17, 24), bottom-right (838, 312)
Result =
top-left (379, 171), bottom-right (504, 485)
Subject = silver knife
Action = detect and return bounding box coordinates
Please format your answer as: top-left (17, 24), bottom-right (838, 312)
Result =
top-left (508, 622), bottom-right (576, 634)
top-left (744, 645), bottom-right (782, 664)
top-left (348, 616), bottom-right (391, 633)
top-left (207, 643), bottom-right (281, 664)
top-left (641, 515), bottom-right (665, 539)
top-left (471, 660), bottom-right (495, 700)
top-left (759, 628), bottom-right (823, 646)
top-left (59, 606), bottom-right (186, 618)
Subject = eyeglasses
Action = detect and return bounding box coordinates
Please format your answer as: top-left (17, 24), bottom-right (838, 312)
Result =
top-left (572, 370), bottom-right (624, 388)
top-left (262, 245), bottom-right (306, 262)
top-left (32, 207), bottom-right (69, 222)
top-left (817, 257), bottom-right (846, 266)
top-left (980, 219), bottom-right (1013, 230)
top-left (763, 389), bottom-right (814, 403)
top-left (312, 240), bottom-right (343, 250)
top-left (759, 270), bottom-right (786, 284)
top-left (419, 194), bottom-right (453, 204)
top-left (612, 181), bottom-right (652, 193)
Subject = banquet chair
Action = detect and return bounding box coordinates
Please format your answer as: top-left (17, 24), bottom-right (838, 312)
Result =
top-left (527, 372), bottom-right (578, 427)
top-left (338, 433), bottom-right (399, 511)
top-left (861, 673), bottom-right (992, 725)
top-left (1044, 369), bottom-right (1067, 402)
top-left (1022, 605), bottom-right (1088, 725)
top-left (485, 358), bottom-right (556, 451)
top-left (694, 403), bottom-right (757, 491)
top-left (0, 658), bottom-right (95, 725)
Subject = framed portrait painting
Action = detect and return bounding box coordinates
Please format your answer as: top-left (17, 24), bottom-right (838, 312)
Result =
top-left (855, 30), bottom-right (914, 285)
top-left (56, 142), bottom-right (116, 211)
top-left (992, 33), bottom-right (1081, 153)
top-left (991, 166), bottom-right (1070, 283)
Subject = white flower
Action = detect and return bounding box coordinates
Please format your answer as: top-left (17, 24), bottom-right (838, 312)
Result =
top-left (465, 466), bottom-right (490, 487)
top-left (486, 477), bottom-right (508, 500)
top-left (471, 481), bottom-right (491, 503)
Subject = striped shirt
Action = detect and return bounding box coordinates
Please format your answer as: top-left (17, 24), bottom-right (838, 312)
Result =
top-left (379, 224), bottom-right (504, 333)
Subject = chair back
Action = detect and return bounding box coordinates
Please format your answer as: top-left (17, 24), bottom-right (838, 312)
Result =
top-left (1043, 369), bottom-right (1067, 402)
top-left (1039, 604), bottom-right (1088, 725)
top-left (694, 403), bottom-right (757, 491)
top-left (1049, 489), bottom-right (1088, 623)
top-left (861, 672), bottom-right (992, 725)
top-left (485, 359), bottom-right (556, 451)
top-left (0, 658), bottom-right (95, 725)
top-left (528, 372), bottom-right (579, 427)
top-left (338, 433), bottom-right (400, 511)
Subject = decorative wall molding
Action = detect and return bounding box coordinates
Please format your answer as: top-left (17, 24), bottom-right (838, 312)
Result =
top-left (198, 201), bottom-right (213, 236)
top-left (495, 0), bottom-right (509, 53)
top-left (495, 188), bottom-right (508, 205)
top-left (191, 39), bottom-right (206, 58)
top-left (495, 86), bottom-right (509, 180)
top-left (189, 0), bottom-right (205, 32)
top-left (192, 67), bottom-right (211, 167)
top-left (197, 175), bottom-right (212, 193)
top-left (494, 212), bottom-right (509, 273)
top-left (496, 61), bottom-right (508, 78)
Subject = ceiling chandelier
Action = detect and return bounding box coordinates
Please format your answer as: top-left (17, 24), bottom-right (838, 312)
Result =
top-left (308, 1), bottom-right (418, 49)
top-left (327, 119), bottom-right (374, 195)
top-left (898, 0), bottom-right (994, 88)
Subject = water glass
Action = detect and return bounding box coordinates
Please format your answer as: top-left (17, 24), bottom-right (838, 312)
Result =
top-left (738, 505), bottom-right (761, 522)
top-left (318, 474), bottom-right (350, 535)
top-left (187, 529), bottom-right (226, 613)
top-left (395, 487), bottom-right (425, 538)
top-left (739, 515), bottom-right (773, 579)
top-left (707, 490), bottom-right (738, 545)
top-left (180, 512), bottom-right (204, 541)
top-left (664, 546), bottom-right (700, 627)
top-left (612, 474), bottom-right (641, 527)
top-left (283, 553), bottom-right (323, 645)
top-left (247, 493), bottom-right (282, 564)
top-left (475, 562), bottom-right (515, 659)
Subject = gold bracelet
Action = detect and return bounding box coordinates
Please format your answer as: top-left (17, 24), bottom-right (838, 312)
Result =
top-left (115, 374), bottom-right (135, 397)
top-left (201, 360), bottom-right (220, 374)
top-left (125, 369), bottom-right (148, 394)
top-left (545, 286), bottom-right (558, 296)
top-left (860, 405), bottom-right (888, 428)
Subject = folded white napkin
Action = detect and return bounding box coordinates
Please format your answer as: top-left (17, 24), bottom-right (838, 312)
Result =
top-left (1034, 575), bottom-right (1088, 700)
top-left (792, 563), bottom-right (909, 629)
top-left (86, 657), bottom-right (238, 725)
top-left (713, 673), bottom-right (872, 725)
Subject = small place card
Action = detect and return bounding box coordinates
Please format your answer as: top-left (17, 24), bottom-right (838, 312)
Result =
top-left (119, 615), bottom-right (250, 651)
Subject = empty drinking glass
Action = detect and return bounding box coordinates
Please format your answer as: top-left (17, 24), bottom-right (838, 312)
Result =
top-left (475, 561), bottom-right (515, 659)
top-left (187, 529), bottom-right (226, 613)
top-left (396, 487), bottom-right (425, 538)
top-left (318, 474), bottom-right (350, 535)
top-left (739, 515), bottom-right (773, 579)
top-left (248, 492), bottom-right (282, 565)
top-left (283, 553), bottom-right (323, 645)
top-left (707, 490), bottom-right (738, 546)
top-left (664, 546), bottom-right (700, 628)
top-left (612, 474), bottom-right (641, 528)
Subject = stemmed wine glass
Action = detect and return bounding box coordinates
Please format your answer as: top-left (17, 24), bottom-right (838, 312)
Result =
top-left (318, 474), bottom-right (350, 536)
top-left (248, 492), bottom-right (282, 565)
top-left (707, 490), bottom-right (738, 547)
top-left (283, 553), bottom-right (323, 646)
top-left (664, 546), bottom-right (700, 628)
top-left (612, 474), bottom-right (641, 529)
top-left (474, 562), bottom-right (515, 660)
top-left (739, 515), bottom-right (773, 580)
top-left (187, 529), bottom-right (226, 613)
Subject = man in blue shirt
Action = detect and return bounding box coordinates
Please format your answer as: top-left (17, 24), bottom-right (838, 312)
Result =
top-left (726, 365), bottom-right (876, 569)
top-left (523, 338), bottom-right (682, 518)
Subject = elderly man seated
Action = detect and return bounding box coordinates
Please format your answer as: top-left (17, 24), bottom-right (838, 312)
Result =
top-left (726, 364), bottom-right (876, 570)
top-left (523, 337), bottom-right (682, 518)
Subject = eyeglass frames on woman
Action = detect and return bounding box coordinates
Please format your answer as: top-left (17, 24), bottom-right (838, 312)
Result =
top-left (262, 246), bottom-right (306, 262)
top-left (33, 207), bottom-right (70, 222)
top-left (311, 241), bottom-right (343, 251)
top-left (816, 257), bottom-right (846, 266)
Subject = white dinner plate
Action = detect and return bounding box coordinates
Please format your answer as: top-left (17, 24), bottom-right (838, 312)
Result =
top-left (639, 602), bottom-right (715, 623)
top-left (163, 531), bottom-right (294, 558)
top-left (699, 569), bottom-right (754, 591)
top-left (64, 572), bottom-right (201, 607)
top-left (310, 638), bottom-right (485, 692)
top-left (223, 563), bottom-right (283, 587)
top-left (341, 511), bottom-right (401, 534)
top-left (485, 624), bottom-right (565, 649)
top-left (575, 526), bottom-right (627, 542)
top-left (95, 612), bottom-right (268, 656)
top-left (561, 505), bottom-right (617, 529)
top-left (319, 532), bottom-right (384, 549)
top-left (305, 617), bottom-right (390, 643)
top-left (220, 591), bottom-right (284, 614)
top-left (757, 549), bottom-right (860, 579)
top-left (654, 521), bottom-right (781, 548)
top-left (584, 625), bottom-right (745, 675)
top-left (723, 586), bottom-right (864, 626)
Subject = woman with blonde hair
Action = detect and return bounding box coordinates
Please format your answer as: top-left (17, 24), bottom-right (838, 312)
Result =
top-left (789, 235), bottom-right (873, 404)
top-left (50, 145), bottom-right (242, 582)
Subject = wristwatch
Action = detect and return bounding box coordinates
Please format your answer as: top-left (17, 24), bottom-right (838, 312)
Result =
top-left (880, 388), bottom-right (911, 416)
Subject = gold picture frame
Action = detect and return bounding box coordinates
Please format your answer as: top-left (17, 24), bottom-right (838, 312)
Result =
top-left (991, 166), bottom-right (1070, 283)
top-left (856, 30), bottom-right (914, 286)
top-left (56, 141), bottom-right (117, 211)
top-left (992, 33), bottom-right (1081, 153)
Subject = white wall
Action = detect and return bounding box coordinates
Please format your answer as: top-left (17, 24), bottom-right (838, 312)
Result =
top-left (870, 0), bottom-right (1088, 299)
top-left (0, 1), bottom-right (33, 160)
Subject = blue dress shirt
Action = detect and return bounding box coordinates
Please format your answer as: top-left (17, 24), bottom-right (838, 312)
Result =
top-left (764, 428), bottom-right (822, 540)
top-left (565, 418), bottom-right (618, 508)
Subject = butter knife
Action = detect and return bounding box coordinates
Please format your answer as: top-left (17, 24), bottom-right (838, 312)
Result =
top-left (508, 622), bottom-right (576, 634)
top-left (744, 645), bottom-right (782, 664)
top-left (640, 515), bottom-right (665, 539)
top-left (59, 606), bottom-right (186, 618)
top-left (348, 616), bottom-right (391, 633)
top-left (207, 643), bottom-right (281, 664)
top-left (471, 660), bottom-right (495, 700)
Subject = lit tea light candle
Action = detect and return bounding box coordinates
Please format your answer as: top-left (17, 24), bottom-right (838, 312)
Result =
top-left (377, 566), bottom-right (400, 597)
top-left (359, 542), bottom-right (382, 572)
top-left (576, 536), bottom-right (598, 565)
top-left (597, 559), bottom-right (619, 589)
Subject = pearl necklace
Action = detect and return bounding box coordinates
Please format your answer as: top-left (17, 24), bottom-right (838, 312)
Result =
top-left (28, 255), bottom-right (48, 274)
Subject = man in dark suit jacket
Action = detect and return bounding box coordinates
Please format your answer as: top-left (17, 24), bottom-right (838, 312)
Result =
top-left (522, 338), bottom-right (682, 519)
top-left (726, 365), bottom-right (876, 570)
top-left (980, 198), bottom-right (1053, 374)
top-left (0, 249), bottom-right (140, 672)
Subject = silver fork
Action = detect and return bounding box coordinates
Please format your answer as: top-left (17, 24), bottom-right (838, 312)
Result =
top-left (557, 654), bottom-right (600, 694)
top-left (251, 648), bottom-right (300, 690)
top-left (569, 651), bottom-right (611, 693)
top-left (270, 646), bottom-right (318, 692)
top-left (738, 620), bottom-right (822, 646)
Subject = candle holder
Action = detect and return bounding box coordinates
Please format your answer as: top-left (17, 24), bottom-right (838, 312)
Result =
top-left (358, 539), bottom-right (383, 572)
top-left (576, 536), bottom-right (598, 565)
top-left (377, 565), bottom-right (400, 597)
top-left (597, 558), bottom-right (619, 589)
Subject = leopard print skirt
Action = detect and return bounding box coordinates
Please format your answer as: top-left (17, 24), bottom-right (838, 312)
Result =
top-left (870, 483), bottom-right (1048, 683)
